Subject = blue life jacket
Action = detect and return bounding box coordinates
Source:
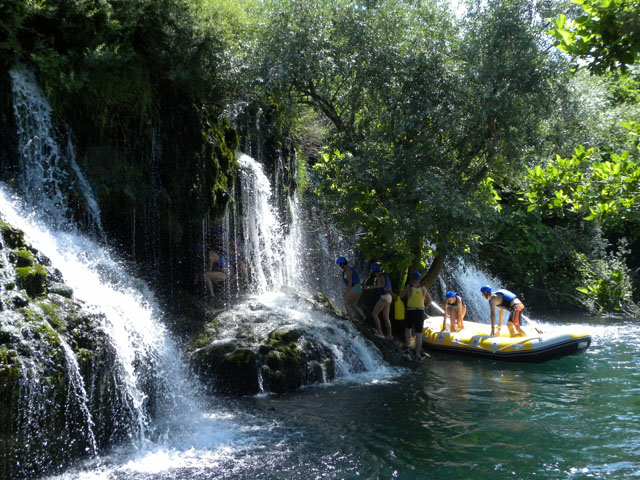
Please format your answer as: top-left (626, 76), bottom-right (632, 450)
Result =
top-left (343, 266), bottom-right (361, 286)
top-left (496, 289), bottom-right (517, 308)
top-left (378, 274), bottom-right (392, 295)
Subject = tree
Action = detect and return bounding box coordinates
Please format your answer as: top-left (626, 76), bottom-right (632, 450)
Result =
top-left (549, 0), bottom-right (640, 74)
top-left (527, 0), bottom-right (640, 312)
top-left (254, 0), bottom-right (561, 286)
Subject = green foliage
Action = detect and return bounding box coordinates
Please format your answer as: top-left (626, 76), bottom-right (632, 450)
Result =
top-left (8, 0), bottom-right (253, 127)
top-left (480, 192), bottom-right (612, 311)
top-left (550, 0), bottom-right (640, 73)
top-left (257, 0), bottom-right (559, 279)
top-left (525, 122), bottom-right (640, 233)
top-left (574, 241), bottom-right (635, 313)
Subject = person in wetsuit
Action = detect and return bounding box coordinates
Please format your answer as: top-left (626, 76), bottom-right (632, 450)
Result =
top-left (336, 257), bottom-right (366, 322)
top-left (480, 285), bottom-right (527, 337)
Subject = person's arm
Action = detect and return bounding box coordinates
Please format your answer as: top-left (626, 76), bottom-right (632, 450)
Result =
top-left (423, 287), bottom-right (432, 305)
top-left (442, 303), bottom-right (448, 330)
top-left (489, 296), bottom-right (497, 335)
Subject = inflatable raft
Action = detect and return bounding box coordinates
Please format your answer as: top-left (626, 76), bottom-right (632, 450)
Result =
top-left (422, 317), bottom-right (591, 363)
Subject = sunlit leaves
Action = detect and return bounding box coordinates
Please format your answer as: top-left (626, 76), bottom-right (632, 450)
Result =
top-left (549, 0), bottom-right (640, 73)
top-left (524, 122), bottom-right (640, 228)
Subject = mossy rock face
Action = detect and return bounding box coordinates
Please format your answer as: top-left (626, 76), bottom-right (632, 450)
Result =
top-left (48, 283), bottom-right (73, 299)
top-left (0, 222), bottom-right (26, 249)
top-left (11, 249), bottom-right (34, 268)
top-left (0, 220), bottom-right (136, 479)
top-left (191, 341), bottom-right (260, 396)
top-left (15, 264), bottom-right (47, 297)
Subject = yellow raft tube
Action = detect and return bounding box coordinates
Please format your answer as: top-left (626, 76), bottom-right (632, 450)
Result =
top-left (422, 317), bottom-right (591, 363)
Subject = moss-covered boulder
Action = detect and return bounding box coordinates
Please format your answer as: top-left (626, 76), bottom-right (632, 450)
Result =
top-left (191, 340), bottom-right (260, 396)
top-left (0, 221), bottom-right (134, 480)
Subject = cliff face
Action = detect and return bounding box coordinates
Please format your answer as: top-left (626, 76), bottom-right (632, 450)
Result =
top-left (0, 222), bottom-right (131, 480)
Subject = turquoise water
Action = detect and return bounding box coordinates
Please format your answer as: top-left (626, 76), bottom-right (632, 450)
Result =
top-left (47, 317), bottom-right (640, 480)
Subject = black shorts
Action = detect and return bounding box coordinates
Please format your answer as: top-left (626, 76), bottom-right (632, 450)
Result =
top-left (405, 309), bottom-right (425, 333)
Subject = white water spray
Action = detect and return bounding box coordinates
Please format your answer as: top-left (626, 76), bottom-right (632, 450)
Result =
top-left (5, 67), bottom-right (208, 449)
top-left (9, 67), bottom-right (103, 236)
top-left (237, 154), bottom-right (285, 292)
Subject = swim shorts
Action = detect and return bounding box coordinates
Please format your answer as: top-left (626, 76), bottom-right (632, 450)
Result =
top-left (405, 308), bottom-right (425, 333)
top-left (508, 303), bottom-right (524, 327)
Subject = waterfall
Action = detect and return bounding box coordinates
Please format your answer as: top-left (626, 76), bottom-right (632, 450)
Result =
top-left (4, 67), bottom-right (207, 454)
top-left (212, 153), bottom-right (391, 388)
top-left (236, 153), bottom-right (286, 292)
top-left (451, 260), bottom-right (540, 327)
top-left (9, 67), bottom-right (104, 238)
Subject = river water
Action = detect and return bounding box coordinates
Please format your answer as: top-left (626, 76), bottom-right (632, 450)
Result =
top-left (45, 315), bottom-right (639, 480)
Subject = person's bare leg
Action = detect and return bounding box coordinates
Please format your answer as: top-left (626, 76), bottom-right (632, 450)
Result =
top-left (382, 303), bottom-right (392, 338)
top-left (372, 300), bottom-right (385, 336)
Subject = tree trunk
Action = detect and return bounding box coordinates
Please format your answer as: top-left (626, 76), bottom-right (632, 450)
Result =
top-left (421, 251), bottom-right (446, 289)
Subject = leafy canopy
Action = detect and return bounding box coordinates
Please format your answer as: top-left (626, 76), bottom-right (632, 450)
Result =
top-left (549, 0), bottom-right (640, 73)
top-left (256, 0), bottom-right (560, 278)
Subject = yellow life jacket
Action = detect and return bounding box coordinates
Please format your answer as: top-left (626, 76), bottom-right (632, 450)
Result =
top-left (406, 287), bottom-right (425, 309)
top-left (394, 298), bottom-right (405, 320)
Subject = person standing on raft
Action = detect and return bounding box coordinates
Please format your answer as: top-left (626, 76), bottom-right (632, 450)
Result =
top-left (480, 285), bottom-right (527, 337)
top-left (400, 272), bottom-right (431, 358)
top-left (442, 291), bottom-right (466, 332)
top-left (336, 256), bottom-right (366, 322)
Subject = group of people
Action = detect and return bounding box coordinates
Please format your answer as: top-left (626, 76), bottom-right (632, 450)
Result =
top-left (336, 257), bottom-right (432, 359)
top-left (336, 257), bottom-right (529, 358)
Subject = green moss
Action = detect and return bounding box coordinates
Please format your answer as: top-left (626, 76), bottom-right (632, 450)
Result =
top-left (194, 332), bottom-right (213, 348)
top-left (226, 348), bottom-right (255, 365)
top-left (38, 301), bottom-right (66, 332)
top-left (15, 264), bottom-right (47, 297)
top-left (0, 222), bottom-right (26, 249)
top-left (20, 308), bottom-right (43, 322)
top-left (76, 348), bottom-right (93, 367)
top-left (32, 323), bottom-right (61, 348)
top-left (13, 249), bottom-right (35, 267)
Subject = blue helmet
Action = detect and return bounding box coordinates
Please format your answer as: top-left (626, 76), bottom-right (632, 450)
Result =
top-left (336, 256), bottom-right (348, 265)
top-left (371, 263), bottom-right (381, 272)
top-left (480, 285), bottom-right (492, 294)
top-left (411, 272), bottom-right (422, 279)
top-left (446, 290), bottom-right (456, 299)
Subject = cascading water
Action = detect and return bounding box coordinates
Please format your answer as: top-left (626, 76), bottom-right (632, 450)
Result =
top-left (451, 260), bottom-right (541, 329)
top-left (209, 153), bottom-right (391, 391)
top-left (2, 66), bottom-right (247, 478)
top-left (3, 66), bottom-right (395, 479)
top-left (9, 67), bottom-right (103, 238)
top-left (236, 153), bottom-right (286, 292)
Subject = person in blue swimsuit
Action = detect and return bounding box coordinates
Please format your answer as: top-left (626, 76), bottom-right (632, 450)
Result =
top-left (442, 291), bottom-right (466, 332)
top-left (336, 257), bottom-right (366, 322)
top-left (480, 285), bottom-right (528, 337)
